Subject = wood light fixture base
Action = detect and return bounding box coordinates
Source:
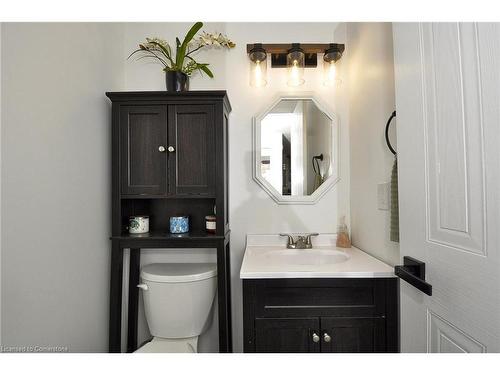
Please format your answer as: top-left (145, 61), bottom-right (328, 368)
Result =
top-left (246, 43), bottom-right (345, 68)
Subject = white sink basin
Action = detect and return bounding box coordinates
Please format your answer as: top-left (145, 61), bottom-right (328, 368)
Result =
top-left (240, 234), bottom-right (396, 279)
top-left (263, 249), bottom-right (350, 266)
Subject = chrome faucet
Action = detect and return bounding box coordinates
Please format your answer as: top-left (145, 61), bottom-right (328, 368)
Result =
top-left (280, 233), bottom-right (319, 249)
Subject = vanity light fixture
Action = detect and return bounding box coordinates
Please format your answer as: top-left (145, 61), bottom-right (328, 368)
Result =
top-left (246, 43), bottom-right (345, 87)
top-left (286, 43), bottom-right (305, 87)
top-left (323, 43), bottom-right (345, 86)
top-left (249, 43), bottom-right (268, 87)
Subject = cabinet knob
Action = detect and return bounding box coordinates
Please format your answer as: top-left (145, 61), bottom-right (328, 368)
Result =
top-left (323, 333), bottom-right (332, 343)
top-left (168, 146), bottom-right (175, 153)
top-left (312, 332), bottom-right (320, 343)
top-left (158, 146), bottom-right (166, 152)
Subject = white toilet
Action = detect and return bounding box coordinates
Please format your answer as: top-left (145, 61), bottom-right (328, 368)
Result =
top-left (135, 263), bottom-right (217, 353)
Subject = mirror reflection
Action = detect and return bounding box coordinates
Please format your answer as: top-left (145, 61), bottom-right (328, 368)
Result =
top-left (259, 99), bottom-right (334, 197)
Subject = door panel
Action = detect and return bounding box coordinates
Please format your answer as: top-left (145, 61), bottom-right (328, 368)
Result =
top-left (255, 318), bottom-right (320, 353)
top-left (393, 22), bottom-right (500, 352)
top-left (320, 317), bottom-right (385, 353)
top-left (422, 23), bottom-right (486, 255)
top-left (427, 310), bottom-right (486, 353)
top-left (168, 104), bottom-right (216, 196)
top-left (120, 106), bottom-right (167, 196)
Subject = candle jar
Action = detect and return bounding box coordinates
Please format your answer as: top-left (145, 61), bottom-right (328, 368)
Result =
top-left (129, 216), bottom-right (149, 234)
top-left (205, 215), bottom-right (216, 234)
top-left (170, 216), bottom-right (189, 234)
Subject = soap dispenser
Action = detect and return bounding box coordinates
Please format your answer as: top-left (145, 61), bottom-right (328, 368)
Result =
top-left (336, 216), bottom-right (351, 248)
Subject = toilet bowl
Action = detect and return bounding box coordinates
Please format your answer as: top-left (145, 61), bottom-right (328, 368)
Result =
top-left (135, 263), bottom-right (217, 353)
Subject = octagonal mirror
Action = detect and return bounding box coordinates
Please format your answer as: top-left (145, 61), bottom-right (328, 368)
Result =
top-left (253, 95), bottom-right (339, 204)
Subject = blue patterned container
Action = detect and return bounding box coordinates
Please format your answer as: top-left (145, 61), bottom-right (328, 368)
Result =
top-left (169, 216), bottom-right (189, 234)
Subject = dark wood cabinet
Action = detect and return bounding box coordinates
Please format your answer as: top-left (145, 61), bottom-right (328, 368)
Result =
top-left (255, 318), bottom-right (320, 353)
top-left (120, 105), bottom-right (168, 196)
top-left (319, 317), bottom-right (385, 353)
top-left (118, 103), bottom-right (217, 199)
top-left (168, 104), bottom-right (216, 197)
top-left (106, 91), bottom-right (232, 353)
top-left (243, 278), bottom-right (399, 353)
top-left (254, 316), bottom-right (385, 353)
top-left (109, 91), bottom-right (230, 235)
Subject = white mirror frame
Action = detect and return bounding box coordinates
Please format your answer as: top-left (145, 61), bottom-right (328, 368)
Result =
top-left (253, 94), bottom-right (340, 205)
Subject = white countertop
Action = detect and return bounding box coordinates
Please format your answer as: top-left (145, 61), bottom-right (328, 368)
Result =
top-left (240, 234), bottom-right (395, 279)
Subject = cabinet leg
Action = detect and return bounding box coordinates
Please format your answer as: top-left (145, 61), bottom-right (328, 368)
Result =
top-left (225, 241), bottom-right (232, 351)
top-left (127, 248), bottom-right (141, 353)
top-left (109, 242), bottom-right (123, 353)
top-left (217, 241), bottom-right (232, 353)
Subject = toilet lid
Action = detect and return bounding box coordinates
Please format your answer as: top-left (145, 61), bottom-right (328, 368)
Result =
top-left (141, 263), bottom-right (217, 283)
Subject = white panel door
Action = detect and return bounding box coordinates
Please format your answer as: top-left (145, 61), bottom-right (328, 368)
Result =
top-left (393, 22), bottom-right (500, 352)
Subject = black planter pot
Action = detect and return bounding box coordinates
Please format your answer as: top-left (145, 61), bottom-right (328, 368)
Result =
top-left (165, 71), bottom-right (189, 92)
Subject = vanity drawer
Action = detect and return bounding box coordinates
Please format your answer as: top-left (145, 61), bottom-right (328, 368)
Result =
top-left (249, 278), bottom-right (389, 318)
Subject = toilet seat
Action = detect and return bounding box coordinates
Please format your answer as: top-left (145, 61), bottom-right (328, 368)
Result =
top-left (135, 337), bottom-right (198, 353)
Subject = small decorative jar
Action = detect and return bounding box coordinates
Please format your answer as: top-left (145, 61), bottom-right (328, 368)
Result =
top-left (170, 216), bottom-right (189, 234)
top-left (205, 215), bottom-right (216, 234)
top-left (129, 216), bottom-right (149, 234)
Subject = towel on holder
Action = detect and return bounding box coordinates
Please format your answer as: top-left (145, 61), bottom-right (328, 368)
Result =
top-left (390, 156), bottom-right (400, 242)
top-left (313, 173), bottom-right (324, 192)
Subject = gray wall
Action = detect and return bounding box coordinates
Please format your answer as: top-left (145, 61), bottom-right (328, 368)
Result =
top-left (1, 23), bottom-right (124, 352)
top-left (345, 22), bottom-right (399, 266)
top-left (0, 23), bottom-right (3, 346)
top-left (1, 22), bottom-right (351, 352)
top-left (122, 22), bottom-right (348, 353)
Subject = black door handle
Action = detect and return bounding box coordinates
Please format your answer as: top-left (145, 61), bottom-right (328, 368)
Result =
top-left (395, 256), bottom-right (432, 296)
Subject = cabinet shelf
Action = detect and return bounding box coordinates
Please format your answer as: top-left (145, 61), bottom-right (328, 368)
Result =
top-left (112, 229), bottom-right (226, 241)
top-left (121, 195), bottom-right (216, 200)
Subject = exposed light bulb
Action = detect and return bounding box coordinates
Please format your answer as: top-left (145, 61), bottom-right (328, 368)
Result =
top-left (249, 43), bottom-right (268, 87)
top-left (250, 58), bottom-right (267, 87)
top-left (287, 59), bottom-right (305, 87)
top-left (324, 59), bottom-right (341, 86)
top-left (323, 43), bottom-right (344, 87)
top-left (254, 60), bottom-right (265, 87)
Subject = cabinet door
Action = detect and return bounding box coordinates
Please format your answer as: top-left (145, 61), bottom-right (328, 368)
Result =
top-left (168, 104), bottom-right (216, 196)
top-left (320, 317), bottom-right (386, 353)
top-left (120, 105), bottom-right (168, 196)
top-left (255, 318), bottom-right (320, 353)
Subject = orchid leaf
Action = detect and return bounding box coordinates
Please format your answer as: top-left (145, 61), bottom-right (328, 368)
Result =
top-left (177, 22), bottom-right (203, 70)
top-left (147, 41), bottom-right (174, 67)
top-left (199, 65), bottom-right (213, 78)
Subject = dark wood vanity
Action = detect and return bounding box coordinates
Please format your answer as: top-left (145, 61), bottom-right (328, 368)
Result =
top-left (106, 91), bottom-right (232, 353)
top-left (243, 278), bottom-right (399, 353)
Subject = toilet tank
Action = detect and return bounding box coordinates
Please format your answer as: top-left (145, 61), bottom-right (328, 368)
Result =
top-left (140, 263), bottom-right (217, 339)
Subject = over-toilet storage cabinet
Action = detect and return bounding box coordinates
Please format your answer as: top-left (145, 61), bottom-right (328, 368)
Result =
top-left (106, 91), bottom-right (231, 353)
top-left (243, 278), bottom-right (399, 352)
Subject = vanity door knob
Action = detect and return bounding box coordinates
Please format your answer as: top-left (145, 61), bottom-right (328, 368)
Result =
top-left (158, 146), bottom-right (166, 152)
top-left (312, 332), bottom-right (320, 343)
top-left (168, 146), bottom-right (175, 153)
top-left (323, 333), bottom-right (332, 343)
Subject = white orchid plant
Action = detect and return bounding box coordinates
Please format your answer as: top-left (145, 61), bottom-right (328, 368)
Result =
top-left (128, 22), bottom-right (235, 78)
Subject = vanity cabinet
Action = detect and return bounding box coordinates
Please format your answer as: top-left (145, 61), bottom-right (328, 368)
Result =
top-left (243, 278), bottom-right (399, 353)
top-left (254, 317), bottom-right (384, 353)
top-left (256, 318), bottom-right (321, 353)
top-left (319, 317), bottom-right (385, 353)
